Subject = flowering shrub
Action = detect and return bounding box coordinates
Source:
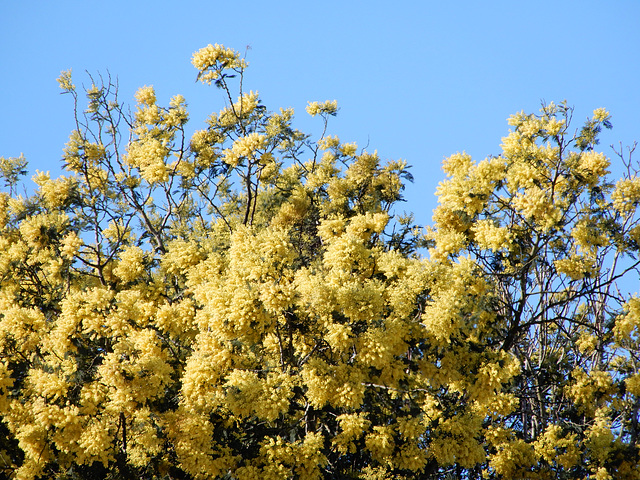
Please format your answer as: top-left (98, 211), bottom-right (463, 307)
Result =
top-left (0, 45), bottom-right (638, 480)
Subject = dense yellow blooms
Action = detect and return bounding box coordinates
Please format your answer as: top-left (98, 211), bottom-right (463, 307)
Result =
top-left (425, 102), bottom-right (640, 480)
top-left (192, 43), bottom-right (248, 84)
top-left (611, 176), bottom-right (640, 213)
top-left (124, 137), bottom-right (170, 183)
top-left (472, 219), bottom-right (512, 251)
top-left (223, 132), bottom-right (267, 167)
top-left (534, 425), bottom-right (580, 469)
top-left (217, 91), bottom-right (260, 127)
top-left (1, 49), bottom-right (639, 480)
top-left (306, 100), bottom-right (338, 117)
top-left (554, 254), bottom-right (597, 280)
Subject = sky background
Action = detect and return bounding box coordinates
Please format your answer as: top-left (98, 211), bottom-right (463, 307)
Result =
top-left (1, 1), bottom-right (639, 228)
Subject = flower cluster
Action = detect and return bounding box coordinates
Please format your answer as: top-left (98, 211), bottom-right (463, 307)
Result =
top-left (192, 44), bottom-right (248, 85)
top-left (306, 100), bottom-right (338, 117)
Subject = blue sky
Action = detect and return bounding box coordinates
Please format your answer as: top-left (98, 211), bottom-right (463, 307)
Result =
top-left (1, 1), bottom-right (639, 227)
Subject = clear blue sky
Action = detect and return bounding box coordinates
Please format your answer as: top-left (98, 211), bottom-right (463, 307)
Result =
top-left (1, 1), bottom-right (639, 227)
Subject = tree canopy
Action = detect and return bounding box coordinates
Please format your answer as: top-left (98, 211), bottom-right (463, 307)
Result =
top-left (0, 44), bottom-right (639, 480)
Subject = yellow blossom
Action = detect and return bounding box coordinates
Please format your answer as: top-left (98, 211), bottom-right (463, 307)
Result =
top-left (306, 100), bottom-right (338, 117)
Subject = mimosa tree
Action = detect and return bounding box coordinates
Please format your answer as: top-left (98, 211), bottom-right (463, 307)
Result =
top-left (0, 44), bottom-right (638, 480)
